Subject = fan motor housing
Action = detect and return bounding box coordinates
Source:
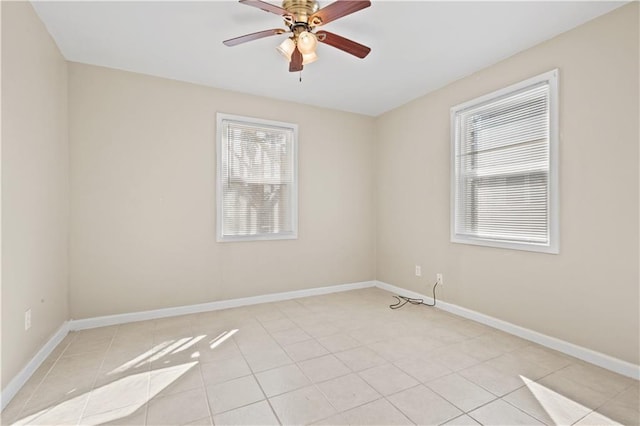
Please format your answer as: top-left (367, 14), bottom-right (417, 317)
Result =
top-left (282, 0), bottom-right (319, 23)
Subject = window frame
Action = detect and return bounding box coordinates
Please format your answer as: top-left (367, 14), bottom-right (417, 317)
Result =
top-left (450, 69), bottom-right (559, 254)
top-left (216, 113), bottom-right (299, 243)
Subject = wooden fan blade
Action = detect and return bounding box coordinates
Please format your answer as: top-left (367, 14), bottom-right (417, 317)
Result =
top-left (309, 0), bottom-right (370, 27)
top-left (239, 0), bottom-right (294, 19)
top-left (289, 46), bottom-right (303, 72)
top-left (316, 30), bottom-right (370, 58)
top-left (223, 28), bottom-right (286, 46)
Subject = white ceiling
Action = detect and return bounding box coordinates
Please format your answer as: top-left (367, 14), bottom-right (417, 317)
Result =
top-left (31, 1), bottom-right (624, 116)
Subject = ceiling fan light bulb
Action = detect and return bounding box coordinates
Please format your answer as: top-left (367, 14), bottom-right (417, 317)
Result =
top-left (276, 38), bottom-right (295, 60)
top-left (297, 31), bottom-right (317, 55)
top-left (302, 51), bottom-right (318, 65)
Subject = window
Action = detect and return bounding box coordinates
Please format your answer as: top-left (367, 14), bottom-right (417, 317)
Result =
top-left (216, 113), bottom-right (298, 242)
top-left (451, 69), bottom-right (559, 253)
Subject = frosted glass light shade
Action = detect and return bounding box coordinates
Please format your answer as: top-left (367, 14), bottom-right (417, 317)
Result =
top-left (297, 31), bottom-right (317, 55)
top-left (276, 38), bottom-right (295, 60)
top-left (302, 51), bottom-right (318, 65)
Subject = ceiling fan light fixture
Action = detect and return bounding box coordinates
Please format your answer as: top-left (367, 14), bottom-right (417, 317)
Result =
top-left (302, 51), bottom-right (318, 65)
top-left (276, 37), bottom-right (295, 59)
top-left (297, 31), bottom-right (317, 54)
top-left (225, 0), bottom-right (372, 73)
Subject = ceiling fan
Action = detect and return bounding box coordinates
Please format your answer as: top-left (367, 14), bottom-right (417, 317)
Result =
top-left (223, 0), bottom-right (371, 72)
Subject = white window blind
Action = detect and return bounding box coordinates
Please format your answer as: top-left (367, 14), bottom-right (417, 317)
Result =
top-left (216, 113), bottom-right (298, 242)
top-left (451, 70), bottom-right (558, 253)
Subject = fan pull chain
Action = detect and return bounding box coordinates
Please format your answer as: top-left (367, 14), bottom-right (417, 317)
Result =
top-left (299, 71), bottom-right (302, 82)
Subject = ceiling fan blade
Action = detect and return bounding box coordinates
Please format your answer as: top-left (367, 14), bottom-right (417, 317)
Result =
top-left (309, 0), bottom-right (370, 27)
top-left (223, 28), bottom-right (286, 46)
top-left (289, 46), bottom-right (303, 72)
top-left (239, 0), bottom-right (294, 20)
top-left (316, 30), bottom-right (371, 58)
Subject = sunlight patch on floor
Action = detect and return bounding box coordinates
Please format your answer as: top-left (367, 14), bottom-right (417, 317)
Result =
top-left (14, 362), bottom-right (197, 425)
top-left (109, 341), bottom-right (173, 375)
top-left (172, 335), bottom-right (206, 354)
top-left (210, 329), bottom-right (238, 350)
top-left (110, 335), bottom-right (208, 374)
top-left (520, 375), bottom-right (621, 425)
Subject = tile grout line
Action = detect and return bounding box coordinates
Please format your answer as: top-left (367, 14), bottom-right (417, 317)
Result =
top-left (279, 300), bottom-right (358, 418)
top-left (380, 382), bottom-right (442, 425)
top-left (271, 301), bottom-right (427, 424)
top-left (265, 298), bottom-right (499, 424)
top-left (264, 299), bottom-right (353, 422)
top-left (233, 306), bottom-right (287, 425)
top-left (195, 362), bottom-right (215, 425)
top-left (76, 327), bottom-right (119, 425)
top-left (10, 334), bottom-right (76, 423)
top-left (242, 315), bottom-right (284, 425)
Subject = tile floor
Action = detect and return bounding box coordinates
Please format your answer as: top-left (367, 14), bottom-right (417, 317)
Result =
top-left (1, 288), bottom-right (638, 425)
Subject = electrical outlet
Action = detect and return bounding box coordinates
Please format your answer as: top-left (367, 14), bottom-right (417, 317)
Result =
top-left (25, 309), bottom-right (32, 331)
top-left (436, 273), bottom-right (443, 286)
top-left (415, 265), bottom-right (422, 277)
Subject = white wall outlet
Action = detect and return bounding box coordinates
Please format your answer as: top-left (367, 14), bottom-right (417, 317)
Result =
top-left (436, 273), bottom-right (443, 286)
top-left (415, 265), bottom-right (422, 277)
top-left (25, 309), bottom-right (32, 331)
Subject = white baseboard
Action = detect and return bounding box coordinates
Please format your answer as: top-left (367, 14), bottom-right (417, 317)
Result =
top-left (375, 280), bottom-right (640, 380)
top-left (70, 280), bottom-right (376, 331)
top-left (1, 321), bottom-right (70, 411)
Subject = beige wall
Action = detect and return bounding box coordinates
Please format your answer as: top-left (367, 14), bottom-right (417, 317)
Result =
top-left (1, 2), bottom-right (69, 388)
top-left (68, 63), bottom-right (376, 319)
top-left (375, 3), bottom-right (639, 365)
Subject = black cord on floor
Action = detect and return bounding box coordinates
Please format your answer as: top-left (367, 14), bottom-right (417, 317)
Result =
top-left (389, 281), bottom-right (439, 309)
